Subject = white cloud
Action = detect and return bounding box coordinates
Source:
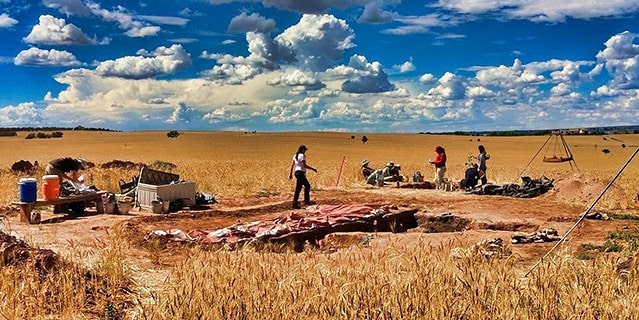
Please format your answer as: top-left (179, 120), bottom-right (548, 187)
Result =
top-left (203, 107), bottom-right (249, 123)
top-left (274, 14), bottom-right (355, 71)
top-left (14, 47), bottom-right (82, 67)
top-left (427, 72), bottom-right (466, 100)
top-left (136, 15), bottom-right (189, 26)
top-left (466, 86), bottom-right (495, 98)
top-left (179, 7), bottom-right (204, 17)
top-left (435, 0), bottom-right (639, 22)
top-left (267, 69), bottom-right (325, 90)
top-left (382, 13), bottom-right (447, 35)
top-left (95, 44), bottom-right (191, 79)
top-left (24, 15), bottom-right (95, 45)
top-left (0, 102), bottom-right (44, 126)
top-left (393, 59), bottom-right (416, 73)
top-left (43, 0), bottom-right (92, 16)
top-left (340, 55), bottom-right (395, 93)
top-left (85, 2), bottom-right (160, 38)
top-left (419, 73), bottom-right (435, 84)
top-left (228, 12), bottom-right (276, 34)
top-left (358, 0), bottom-right (398, 24)
top-left (222, 39), bottom-right (236, 45)
top-left (596, 31), bottom-right (639, 89)
top-left (0, 13), bottom-right (18, 28)
top-left (166, 102), bottom-right (197, 124)
top-left (202, 14), bottom-right (355, 84)
top-left (125, 26), bottom-right (161, 37)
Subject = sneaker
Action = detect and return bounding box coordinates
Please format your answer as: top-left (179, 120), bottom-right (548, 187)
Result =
top-left (292, 203), bottom-right (302, 209)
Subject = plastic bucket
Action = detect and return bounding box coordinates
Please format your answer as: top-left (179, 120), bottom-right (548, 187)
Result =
top-left (18, 178), bottom-right (37, 202)
top-left (42, 175), bottom-right (60, 201)
top-left (151, 200), bottom-right (164, 214)
top-left (104, 202), bottom-right (116, 214)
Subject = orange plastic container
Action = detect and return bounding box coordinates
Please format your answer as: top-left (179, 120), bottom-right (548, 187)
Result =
top-left (42, 175), bottom-right (60, 200)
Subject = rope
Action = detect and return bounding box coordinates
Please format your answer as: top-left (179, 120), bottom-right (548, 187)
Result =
top-left (524, 146), bottom-right (639, 277)
top-left (513, 135), bottom-right (552, 183)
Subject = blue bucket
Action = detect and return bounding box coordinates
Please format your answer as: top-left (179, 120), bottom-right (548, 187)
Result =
top-left (19, 178), bottom-right (37, 202)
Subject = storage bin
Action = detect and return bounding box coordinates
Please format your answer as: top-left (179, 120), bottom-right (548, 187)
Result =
top-left (137, 182), bottom-right (196, 209)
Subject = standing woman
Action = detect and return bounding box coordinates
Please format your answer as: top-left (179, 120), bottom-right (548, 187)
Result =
top-left (477, 145), bottom-right (490, 185)
top-left (428, 146), bottom-right (447, 190)
top-left (289, 145), bottom-right (318, 209)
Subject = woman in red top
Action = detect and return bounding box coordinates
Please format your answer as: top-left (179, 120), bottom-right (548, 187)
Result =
top-left (428, 146), bottom-right (447, 190)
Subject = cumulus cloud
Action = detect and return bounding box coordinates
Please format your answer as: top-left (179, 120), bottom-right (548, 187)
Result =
top-left (14, 47), bottom-right (82, 67)
top-left (0, 102), bottom-right (44, 126)
top-left (341, 55), bottom-right (395, 93)
top-left (228, 12), bottom-right (276, 34)
top-left (274, 14), bottom-right (355, 71)
top-left (596, 31), bottom-right (639, 89)
top-left (95, 44), bottom-right (192, 79)
top-left (263, 97), bottom-right (319, 123)
top-left (0, 13), bottom-right (18, 28)
top-left (203, 107), bottom-right (250, 123)
top-left (203, 14), bottom-right (354, 84)
top-left (358, 0), bottom-right (398, 24)
top-left (24, 15), bottom-right (95, 45)
top-left (393, 59), bottom-right (416, 73)
top-left (267, 69), bottom-right (326, 91)
top-left (419, 73), bottom-right (435, 84)
top-left (166, 101), bottom-right (197, 123)
top-left (427, 72), bottom-right (466, 100)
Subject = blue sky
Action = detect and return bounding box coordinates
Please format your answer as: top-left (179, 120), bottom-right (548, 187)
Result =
top-left (1, 0), bottom-right (638, 132)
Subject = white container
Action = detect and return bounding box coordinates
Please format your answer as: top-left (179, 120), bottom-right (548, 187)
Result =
top-left (137, 182), bottom-right (196, 209)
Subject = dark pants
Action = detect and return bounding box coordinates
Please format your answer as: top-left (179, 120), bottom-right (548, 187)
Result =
top-left (293, 171), bottom-right (311, 204)
top-left (480, 168), bottom-right (488, 185)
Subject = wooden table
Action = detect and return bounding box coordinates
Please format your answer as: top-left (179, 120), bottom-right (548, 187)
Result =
top-left (12, 191), bottom-right (107, 224)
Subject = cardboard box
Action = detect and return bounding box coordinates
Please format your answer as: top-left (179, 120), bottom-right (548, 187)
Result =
top-left (137, 182), bottom-right (196, 209)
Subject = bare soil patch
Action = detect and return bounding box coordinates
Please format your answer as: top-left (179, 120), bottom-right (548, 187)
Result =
top-left (3, 172), bottom-right (639, 287)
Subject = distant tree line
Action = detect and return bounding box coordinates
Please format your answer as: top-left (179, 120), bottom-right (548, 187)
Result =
top-left (0, 126), bottom-right (119, 132)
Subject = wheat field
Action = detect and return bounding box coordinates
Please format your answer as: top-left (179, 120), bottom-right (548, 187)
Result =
top-left (2, 130), bottom-right (639, 319)
top-left (2, 130), bottom-right (639, 204)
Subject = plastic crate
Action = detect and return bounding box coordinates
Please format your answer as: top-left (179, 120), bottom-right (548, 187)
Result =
top-left (137, 182), bottom-right (196, 209)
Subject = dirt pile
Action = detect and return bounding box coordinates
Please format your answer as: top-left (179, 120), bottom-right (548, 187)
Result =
top-left (548, 172), bottom-right (634, 209)
top-left (0, 231), bottom-right (58, 270)
top-left (100, 160), bottom-right (146, 170)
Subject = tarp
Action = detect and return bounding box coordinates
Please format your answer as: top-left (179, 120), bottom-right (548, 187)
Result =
top-left (146, 204), bottom-right (418, 247)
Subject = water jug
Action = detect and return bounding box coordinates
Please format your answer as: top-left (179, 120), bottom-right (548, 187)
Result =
top-left (42, 175), bottom-right (60, 200)
top-left (18, 178), bottom-right (37, 202)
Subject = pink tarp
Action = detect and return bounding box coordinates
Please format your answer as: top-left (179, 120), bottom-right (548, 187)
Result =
top-left (147, 204), bottom-right (394, 245)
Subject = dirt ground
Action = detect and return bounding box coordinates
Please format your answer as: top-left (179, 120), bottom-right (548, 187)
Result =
top-left (2, 171), bottom-right (639, 286)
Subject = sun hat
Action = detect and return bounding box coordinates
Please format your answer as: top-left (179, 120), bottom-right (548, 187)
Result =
top-left (361, 159), bottom-right (370, 166)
